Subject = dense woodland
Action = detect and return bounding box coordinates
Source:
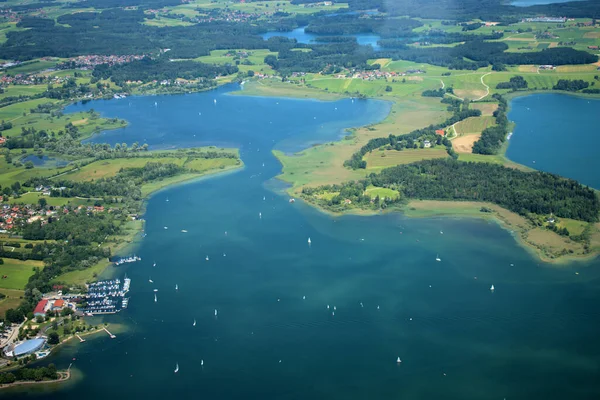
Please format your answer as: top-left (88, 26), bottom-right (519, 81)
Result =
top-left (305, 159), bottom-right (600, 222)
top-left (92, 58), bottom-right (238, 85)
top-left (471, 94), bottom-right (508, 155)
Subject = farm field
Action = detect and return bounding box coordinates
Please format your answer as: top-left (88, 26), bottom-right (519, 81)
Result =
top-left (0, 259), bottom-right (44, 290)
top-left (364, 148), bottom-right (449, 170)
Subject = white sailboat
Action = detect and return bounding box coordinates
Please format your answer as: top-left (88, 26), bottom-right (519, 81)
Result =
top-left (206, 255), bottom-right (209, 261)
top-left (154, 293), bottom-right (157, 302)
top-left (154, 289), bottom-right (158, 292)
top-left (154, 101), bottom-right (158, 107)
top-left (263, 196), bottom-right (266, 201)
top-left (333, 306), bottom-right (336, 311)
top-left (153, 262), bottom-right (156, 267)
top-left (259, 212), bottom-right (262, 219)
top-left (397, 357), bottom-right (402, 364)
top-left (490, 284), bottom-right (495, 292)
top-left (308, 237), bottom-right (311, 245)
top-left (327, 304), bottom-right (330, 309)
top-left (193, 319), bottom-right (196, 327)
top-left (175, 284), bottom-right (178, 291)
top-left (201, 360), bottom-right (204, 366)
top-left (174, 363), bottom-right (179, 373)
top-left (214, 309), bottom-right (218, 317)
top-left (435, 254), bottom-right (441, 262)
top-left (223, 253), bottom-right (226, 257)
top-left (149, 278), bottom-right (153, 283)
top-left (303, 295), bottom-right (306, 300)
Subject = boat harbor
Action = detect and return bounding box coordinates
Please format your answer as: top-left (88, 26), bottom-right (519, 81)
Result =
top-left (80, 277), bottom-right (132, 315)
top-left (114, 255), bottom-right (141, 266)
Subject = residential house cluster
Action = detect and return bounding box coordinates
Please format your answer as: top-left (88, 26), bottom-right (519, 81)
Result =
top-left (523, 17), bottom-right (567, 23)
top-left (58, 54), bottom-right (147, 70)
top-left (0, 201), bottom-right (109, 232)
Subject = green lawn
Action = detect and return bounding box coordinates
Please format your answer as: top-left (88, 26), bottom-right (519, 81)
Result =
top-left (365, 185), bottom-right (400, 200)
top-left (0, 259), bottom-right (44, 290)
top-left (365, 148), bottom-right (449, 170)
top-left (454, 116), bottom-right (496, 134)
top-left (62, 157), bottom-right (186, 182)
top-left (0, 288), bottom-right (24, 316)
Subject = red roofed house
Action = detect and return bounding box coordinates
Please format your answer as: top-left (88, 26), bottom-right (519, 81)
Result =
top-left (34, 300), bottom-right (48, 317)
top-left (52, 299), bottom-right (65, 311)
top-left (435, 130), bottom-right (445, 136)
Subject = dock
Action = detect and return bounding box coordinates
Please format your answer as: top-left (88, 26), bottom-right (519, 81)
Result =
top-left (75, 334), bottom-right (85, 343)
top-left (103, 327), bottom-right (116, 339)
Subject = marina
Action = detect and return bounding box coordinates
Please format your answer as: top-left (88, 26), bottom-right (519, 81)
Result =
top-left (80, 277), bottom-right (132, 315)
top-left (114, 255), bottom-right (142, 266)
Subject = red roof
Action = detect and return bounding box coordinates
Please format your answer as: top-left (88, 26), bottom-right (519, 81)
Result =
top-left (34, 300), bottom-right (48, 315)
top-left (53, 299), bottom-right (64, 307)
top-left (435, 130), bottom-right (445, 136)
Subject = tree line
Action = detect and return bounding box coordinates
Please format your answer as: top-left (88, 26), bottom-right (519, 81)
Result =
top-left (472, 94), bottom-right (508, 155)
top-left (345, 99), bottom-right (479, 169)
top-left (304, 158), bottom-right (600, 222)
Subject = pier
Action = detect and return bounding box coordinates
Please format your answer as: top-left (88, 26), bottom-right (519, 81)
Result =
top-left (75, 334), bottom-right (85, 343)
top-left (103, 327), bottom-right (116, 339)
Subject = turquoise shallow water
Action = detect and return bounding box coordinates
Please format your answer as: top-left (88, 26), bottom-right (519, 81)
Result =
top-left (506, 93), bottom-right (600, 189)
top-left (8, 87), bottom-right (600, 399)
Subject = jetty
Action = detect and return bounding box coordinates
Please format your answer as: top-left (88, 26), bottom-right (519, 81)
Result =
top-left (103, 327), bottom-right (116, 339)
top-left (75, 334), bottom-right (85, 343)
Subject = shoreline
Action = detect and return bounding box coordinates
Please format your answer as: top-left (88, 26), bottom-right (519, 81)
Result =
top-left (0, 370), bottom-right (71, 390)
top-left (291, 194), bottom-right (599, 265)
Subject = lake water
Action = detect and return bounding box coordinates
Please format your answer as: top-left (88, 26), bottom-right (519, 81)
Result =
top-left (9, 86), bottom-right (600, 399)
top-left (511, 0), bottom-right (584, 6)
top-left (262, 27), bottom-right (383, 50)
top-left (21, 154), bottom-right (68, 167)
top-left (506, 93), bottom-right (600, 189)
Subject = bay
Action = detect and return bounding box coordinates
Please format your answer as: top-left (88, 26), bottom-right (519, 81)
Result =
top-left (9, 86), bottom-right (600, 399)
top-left (506, 93), bottom-right (600, 189)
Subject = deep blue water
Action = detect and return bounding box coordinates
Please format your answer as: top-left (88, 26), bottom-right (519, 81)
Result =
top-left (8, 86), bottom-right (600, 399)
top-left (262, 27), bottom-right (383, 50)
top-left (506, 93), bottom-right (600, 189)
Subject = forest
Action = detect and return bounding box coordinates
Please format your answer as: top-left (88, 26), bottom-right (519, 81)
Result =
top-left (92, 58), bottom-right (238, 85)
top-left (0, 364), bottom-right (58, 384)
top-left (305, 159), bottom-right (600, 222)
top-left (553, 79), bottom-right (590, 91)
top-left (472, 94), bottom-right (508, 155)
top-left (293, 0), bottom-right (600, 20)
top-left (496, 75), bottom-right (528, 90)
top-left (382, 43), bottom-right (597, 70)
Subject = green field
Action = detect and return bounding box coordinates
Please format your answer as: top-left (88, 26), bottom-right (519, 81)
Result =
top-left (62, 157), bottom-right (186, 182)
top-left (454, 116), bottom-right (496, 134)
top-left (0, 259), bottom-right (44, 290)
top-left (194, 49), bottom-right (276, 74)
top-left (364, 185), bottom-right (400, 200)
top-left (0, 288), bottom-right (24, 316)
top-left (3, 60), bottom-right (59, 75)
top-left (365, 148), bottom-right (449, 170)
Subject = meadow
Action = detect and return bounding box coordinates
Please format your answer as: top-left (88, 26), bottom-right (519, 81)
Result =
top-left (0, 259), bottom-right (44, 290)
top-left (364, 148), bottom-right (448, 170)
